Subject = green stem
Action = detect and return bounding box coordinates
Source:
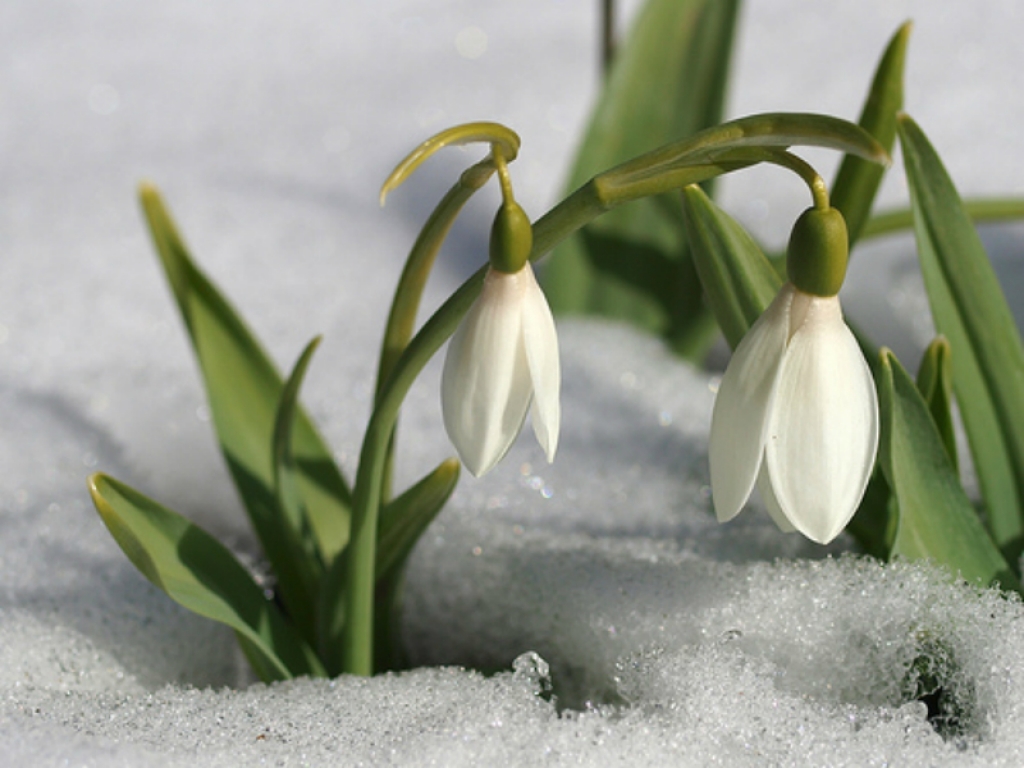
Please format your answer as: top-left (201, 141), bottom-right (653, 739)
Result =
top-left (861, 198), bottom-right (1024, 241)
top-left (373, 159), bottom-right (497, 502)
top-left (339, 268), bottom-right (487, 675)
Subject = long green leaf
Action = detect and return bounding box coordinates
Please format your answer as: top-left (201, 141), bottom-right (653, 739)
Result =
top-left (899, 115), bottom-right (1024, 561)
top-left (679, 184), bottom-right (781, 348)
top-left (542, 0), bottom-right (742, 358)
top-left (88, 473), bottom-right (324, 681)
top-left (269, 336), bottom-right (327, 646)
top-left (831, 22), bottom-right (909, 246)
top-left (138, 185), bottom-right (351, 568)
top-left (876, 352), bottom-right (1020, 592)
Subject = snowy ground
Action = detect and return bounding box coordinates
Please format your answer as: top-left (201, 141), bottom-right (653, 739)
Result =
top-left (3, 1), bottom-right (1024, 765)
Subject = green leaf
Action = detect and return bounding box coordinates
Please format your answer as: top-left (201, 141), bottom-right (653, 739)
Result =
top-left (138, 185), bottom-right (351, 568)
top-left (88, 473), bottom-right (325, 681)
top-left (541, 0), bottom-right (742, 358)
top-left (915, 336), bottom-right (958, 472)
top-left (876, 351), bottom-right (1020, 592)
top-left (846, 468), bottom-right (897, 560)
top-left (899, 115), bottom-right (1024, 562)
top-left (269, 336), bottom-right (328, 645)
top-left (831, 22), bottom-right (909, 246)
top-left (377, 458), bottom-right (460, 579)
top-left (679, 184), bottom-right (781, 348)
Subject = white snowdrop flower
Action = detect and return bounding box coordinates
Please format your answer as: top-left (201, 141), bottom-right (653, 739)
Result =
top-left (442, 262), bottom-right (560, 477)
top-left (709, 207), bottom-right (879, 544)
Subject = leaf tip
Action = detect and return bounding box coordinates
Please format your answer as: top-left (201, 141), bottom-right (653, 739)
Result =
top-left (439, 457), bottom-right (461, 481)
top-left (138, 181), bottom-right (161, 205)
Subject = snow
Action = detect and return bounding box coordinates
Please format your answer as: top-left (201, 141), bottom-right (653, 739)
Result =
top-left (3, 1), bottom-right (1024, 765)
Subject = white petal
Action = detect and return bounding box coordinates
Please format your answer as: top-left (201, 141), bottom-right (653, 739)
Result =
top-left (519, 265), bottom-right (560, 463)
top-left (709, 284), bottom-right (795, 522)
top-left (441, 268), bottom-right (533, 476)
top-left (764, 296), bottom-right (879, 544)
top-left (755, 463), bottom-right (796, 533)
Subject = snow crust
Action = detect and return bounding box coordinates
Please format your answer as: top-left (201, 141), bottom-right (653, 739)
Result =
top-left (3, 1), bottom-right (1024, 765)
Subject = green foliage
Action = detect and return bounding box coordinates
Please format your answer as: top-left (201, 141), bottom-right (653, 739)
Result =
top-left (875, 351), bottom-right (1021, 592)
top-left (679, 185), bottom-right (780, 348)
top-left (542, 0), bottom-right (741, 359)
top-left (91, 187), bottom-right (464, 680)
top-left (831, 22), bottom-right (909, 246)
top-left (89, 474), bottom-right (324, 680)
top-left (139, 185), bottom-right (351, 572)
top-left (900, 115), bottom-right (1024, 562)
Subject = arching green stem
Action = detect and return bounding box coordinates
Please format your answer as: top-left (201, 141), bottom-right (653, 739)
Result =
top-left (373, 158), bottom-right (498, 502)
top-left (337, 268), bottom-right (486, 675)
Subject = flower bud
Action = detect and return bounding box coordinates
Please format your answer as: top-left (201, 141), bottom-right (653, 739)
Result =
top-left (786, 206), bottom-right (849, 297)
top-left (489, 201), bottom-right (533, 274)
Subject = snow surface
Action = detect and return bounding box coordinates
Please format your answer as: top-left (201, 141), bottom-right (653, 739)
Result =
top-left (3, 1), bottom-right (1024, 765)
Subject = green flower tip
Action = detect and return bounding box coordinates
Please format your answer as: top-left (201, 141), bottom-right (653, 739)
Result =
top-left (786, 206), bottom-right (849, 297)
top-left (489, 200), bottom-right (533, 274)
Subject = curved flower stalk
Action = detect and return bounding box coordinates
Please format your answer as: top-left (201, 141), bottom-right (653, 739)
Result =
top-left (442, 261), bottom-right (560, 476)
top-left (709, 206), bottom-right (879, 544)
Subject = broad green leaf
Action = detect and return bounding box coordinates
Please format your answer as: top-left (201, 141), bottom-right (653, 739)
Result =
top-left (88, 473), bottom-right (325, 681)
top-left (899, 116), bottom-right (1024, 561)
top-left (269, 336), bottom-right (327, 646)
top-left (138, 185), bottom-right (350, 566)
top-left (876, 352), bottom-right (1020, 592)
top-left (542, 0), bottom-right (742, 358)
top-left (831, 22), bottom-right (909, 246)
top-left (915, 336), bottom-right (958, 472)
top-left (679, 184), bottom-right (781, 349)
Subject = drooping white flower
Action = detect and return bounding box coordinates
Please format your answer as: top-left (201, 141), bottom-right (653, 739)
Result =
top-left (709, 282), bottom-right (879, 544)
top-left (442, 263), bottom-right (560, 477)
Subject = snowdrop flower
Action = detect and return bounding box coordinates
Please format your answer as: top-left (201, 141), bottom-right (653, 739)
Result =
top-left (442, 200), bottom-right (560, 477)
top-left (709, 206), bottom-right (878, 544)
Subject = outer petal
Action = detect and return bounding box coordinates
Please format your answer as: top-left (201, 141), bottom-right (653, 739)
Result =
top-left (441, 268), bottom-right (533, 477)
top-left (709, 284), bottom-right (795, 522)
top-left (519, 265), bottom-right (560, 463)
top-left (764, 296), bottom-right (879, 544)
top-left (755, 463), bottom-right (796, 533)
